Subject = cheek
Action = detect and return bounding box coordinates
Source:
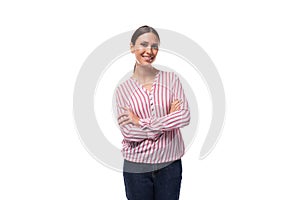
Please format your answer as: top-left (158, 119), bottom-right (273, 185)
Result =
top-left (151, 50), bottom-right (159, 58)
top-left (134, 49), bottom-right (144, 56)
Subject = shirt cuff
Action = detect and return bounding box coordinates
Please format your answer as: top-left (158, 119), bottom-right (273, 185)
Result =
top-left (139, 118), bottom-right (151, 129)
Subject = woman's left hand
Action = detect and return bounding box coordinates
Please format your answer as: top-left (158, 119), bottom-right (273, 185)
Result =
top-left (118, 107), bottom-right (140, 127)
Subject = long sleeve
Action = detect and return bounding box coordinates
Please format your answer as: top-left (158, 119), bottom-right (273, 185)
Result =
top-left (116, 70), bottom-right (190, 164)
top-left (139, 74), bottom-right (190, 131)
top-left (115, 87), bottom-right (162, 142)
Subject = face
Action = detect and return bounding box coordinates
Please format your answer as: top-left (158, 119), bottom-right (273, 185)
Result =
top-left (130, 32), bottom-right (159, 66)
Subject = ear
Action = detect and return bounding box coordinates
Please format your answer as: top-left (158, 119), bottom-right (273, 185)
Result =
top-left (130, 42), bottom-right (135, 53)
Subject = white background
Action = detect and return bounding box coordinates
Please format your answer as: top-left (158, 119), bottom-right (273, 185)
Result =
top-left (1, 0), bottom-right (299, 199)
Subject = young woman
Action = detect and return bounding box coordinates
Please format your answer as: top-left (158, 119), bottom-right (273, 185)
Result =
top-left (115, 25), bottom-right (191, 200)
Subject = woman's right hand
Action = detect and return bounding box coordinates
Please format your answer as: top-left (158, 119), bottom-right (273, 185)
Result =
top-left (169, 99), bottom-right (182, 113)
top-left (118, 107), bottom-right (140, 127)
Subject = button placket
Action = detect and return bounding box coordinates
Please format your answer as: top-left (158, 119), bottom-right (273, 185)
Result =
top-left (149, 94), bottom-right (155, 116)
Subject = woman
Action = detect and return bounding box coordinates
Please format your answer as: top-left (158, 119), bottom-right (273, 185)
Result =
top-left (115, 25), bottom-right (191, 200)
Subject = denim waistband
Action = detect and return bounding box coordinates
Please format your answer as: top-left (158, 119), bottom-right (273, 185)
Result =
top-left (123, 159), bottom-right (180, 173)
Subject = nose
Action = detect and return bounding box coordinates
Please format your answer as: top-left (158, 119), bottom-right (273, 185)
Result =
top-left (145, 46), bottom-right (153, 54)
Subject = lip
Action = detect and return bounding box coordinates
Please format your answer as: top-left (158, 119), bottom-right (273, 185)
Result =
top-left (142, 55), bottom-right (154, 62)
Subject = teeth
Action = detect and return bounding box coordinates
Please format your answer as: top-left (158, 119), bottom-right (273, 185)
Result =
top-left (142, 55), bottom-right (154, 62)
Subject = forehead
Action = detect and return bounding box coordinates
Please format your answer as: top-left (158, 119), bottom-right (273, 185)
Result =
top-left (135, 32), bottom-right (159, 43)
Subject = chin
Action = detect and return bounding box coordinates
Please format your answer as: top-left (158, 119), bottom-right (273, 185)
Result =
top-left (139, 59), bottom-right (156, 66)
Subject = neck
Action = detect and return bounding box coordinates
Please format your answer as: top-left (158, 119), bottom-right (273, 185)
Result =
top-left (132, 62), bottom-right (158, 83)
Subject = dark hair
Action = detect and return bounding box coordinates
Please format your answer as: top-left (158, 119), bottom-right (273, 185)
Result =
top-left (131, 25), bottom-right (160, 72)
top-left (131, 25), bottom-right (160, 45)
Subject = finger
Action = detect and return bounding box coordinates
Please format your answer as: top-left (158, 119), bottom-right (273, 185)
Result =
top-left (175, 105), bottom-right (181, 110)
top-left (176, 102), bottom-right (183, 107)
top-left (175, 102), bottom-right (182, 108)
top-left (172, 99), bottom-right (180, 103)
top-left (175, 102), bottom-right (181, 107)
top-left (173, 102), bottom-right (181, 107)
top-left (171, 99), bottom-right (178, 104)
top-left (175, 100), bottom-right (182, 104)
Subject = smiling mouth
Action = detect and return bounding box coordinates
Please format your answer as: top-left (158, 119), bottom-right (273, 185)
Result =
top-left (142, 55), bottom-right (154, 62)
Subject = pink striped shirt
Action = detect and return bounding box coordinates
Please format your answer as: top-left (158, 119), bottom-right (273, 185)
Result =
top-left (115, 70), bottom-right (190, 164)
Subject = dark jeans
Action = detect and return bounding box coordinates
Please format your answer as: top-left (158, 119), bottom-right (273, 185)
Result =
top-left (123, 159), bottom-right (182, 200)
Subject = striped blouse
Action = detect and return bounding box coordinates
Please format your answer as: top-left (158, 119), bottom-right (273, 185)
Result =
top-left (115, 70), bottom-right (190, 164)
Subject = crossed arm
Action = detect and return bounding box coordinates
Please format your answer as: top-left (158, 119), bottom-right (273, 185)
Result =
top-left (116, 76), bottom-right (190, 142)
top-left (117, 100), bottom-right (183, 141)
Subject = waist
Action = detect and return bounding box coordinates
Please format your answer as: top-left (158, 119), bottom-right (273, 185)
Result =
top-left (123, 159), bottom-right (181, 173)
top-left (122, 131), bottom-right (185, 163)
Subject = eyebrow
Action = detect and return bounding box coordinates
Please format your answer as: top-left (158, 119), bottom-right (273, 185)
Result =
top-left (140, 41), bottom-right (159, 45)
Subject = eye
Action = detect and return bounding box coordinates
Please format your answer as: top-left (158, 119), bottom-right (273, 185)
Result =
top-left (151, 45), bottom-right (159, 50)
top-left (140, 42), bottom-right (148, 47)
